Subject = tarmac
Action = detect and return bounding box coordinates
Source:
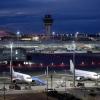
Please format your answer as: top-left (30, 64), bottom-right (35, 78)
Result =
top-left (0, 73), bottom-right (100, 100)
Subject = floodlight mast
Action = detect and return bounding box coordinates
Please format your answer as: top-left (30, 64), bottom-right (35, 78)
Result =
top-left (47, 66), bottom-right (48, 90)
top-left (10, 43), bottom-right (13, 83)
top-left (72, 41), bottom-right (76, 87)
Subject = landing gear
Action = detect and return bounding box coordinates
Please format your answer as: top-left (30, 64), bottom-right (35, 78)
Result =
top-left (9, 84), bottom-right (15, 89)
top-left (24, 83), bottom-right (31, 90)
top-left (9, 83), bottom-right (21, 90)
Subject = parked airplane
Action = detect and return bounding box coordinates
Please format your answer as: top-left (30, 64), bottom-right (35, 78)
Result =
top-left (10, 67), bottom-right (46, 85)
top-left (70, 59), bottom-right (100, 81)
top-left (11, 68), bottom-right (32, 83)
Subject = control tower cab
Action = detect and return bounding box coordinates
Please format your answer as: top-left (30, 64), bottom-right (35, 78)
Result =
top-left (43, 15), bottom-right (53, 35)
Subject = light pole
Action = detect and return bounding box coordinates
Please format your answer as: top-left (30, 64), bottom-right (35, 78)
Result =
top-left (72, 41), bottom-right (76, 87)
top-left (10, 43), bottom-right (13, 84)
top-left (46, 66), bottom-right (48, 90)
top-left (65, 70), bottom-right (67, 92)
top-left (46, 66), bottom-right (49, 100)
top-left (3, 72), bottom-right (6, 100)
top-left (16, 30), bottom-right (20, 40)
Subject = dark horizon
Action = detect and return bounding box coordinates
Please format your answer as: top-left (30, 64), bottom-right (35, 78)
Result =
top-left (0, 0), bottom-right (100, 34)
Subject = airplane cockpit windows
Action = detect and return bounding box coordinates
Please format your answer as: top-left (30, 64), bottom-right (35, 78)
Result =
top-left (26, 76), bottom-right (31, 79)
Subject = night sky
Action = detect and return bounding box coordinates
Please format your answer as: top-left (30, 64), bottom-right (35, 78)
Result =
top-left (0, 0), bottom-right (100, 34)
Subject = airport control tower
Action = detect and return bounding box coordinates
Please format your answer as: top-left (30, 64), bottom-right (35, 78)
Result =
top-left (43, 15), bottom-right (53, 35)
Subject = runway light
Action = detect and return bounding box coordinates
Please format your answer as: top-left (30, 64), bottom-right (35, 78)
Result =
top-left (92, 61), bottom-right (94, 65)
top-left (51, 62), bottom-right (54, 66)
top-left (40, 63), bottom-right (43, 67)
top-left (82, 61), bottom-right (84, 65)
top-left (18, 64), bottom-right (21, 68)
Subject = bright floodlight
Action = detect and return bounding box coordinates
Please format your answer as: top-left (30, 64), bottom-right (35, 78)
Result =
top-left (52, 31), bottom-right (55, 35)
top-left (16, 31), bottom-right (20, 35)
top-left (75, 32), bottom-right (79, 38)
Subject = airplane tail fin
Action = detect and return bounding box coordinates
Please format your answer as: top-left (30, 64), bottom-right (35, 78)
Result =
top-left (70, 59), bottom-right (74, 73)
top-left (10, 66), bottom-right (14, 75)
top-left (10, 61), bottom-right (14, 75)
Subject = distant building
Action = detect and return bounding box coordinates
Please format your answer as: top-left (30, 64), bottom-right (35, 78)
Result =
top-left (0, 30), bottom-right (16, 40)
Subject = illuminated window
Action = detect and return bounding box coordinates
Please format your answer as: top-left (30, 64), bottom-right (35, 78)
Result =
top-left (15, 50), bottom-right (18, 54)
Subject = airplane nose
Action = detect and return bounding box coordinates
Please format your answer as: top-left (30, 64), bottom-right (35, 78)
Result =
top-left (28, 79), bottom-right (32, 83)
top-left (25, 79), bottom-right (32, 83)
top-left (24, 77), bottom-right (32, 83)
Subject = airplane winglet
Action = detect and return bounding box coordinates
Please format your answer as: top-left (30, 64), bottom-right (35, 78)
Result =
top-left (70, 59), bottom-right (74, 73)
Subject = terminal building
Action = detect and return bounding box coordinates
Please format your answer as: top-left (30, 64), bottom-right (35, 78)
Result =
top-left (0, 30), bottom-right (100, 72)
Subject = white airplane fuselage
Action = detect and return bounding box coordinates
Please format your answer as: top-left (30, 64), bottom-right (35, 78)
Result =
top-left (12, 71), bottom-right (32, 83)
top-left (75, 69), bottom-right (99, 80)
top-left (70, 60), bottom-right (100, 80)
top-left (9, 57), bottom-right (46, 84)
